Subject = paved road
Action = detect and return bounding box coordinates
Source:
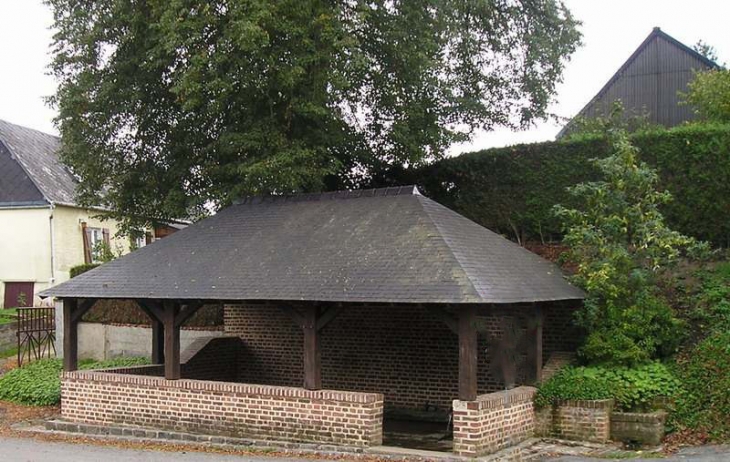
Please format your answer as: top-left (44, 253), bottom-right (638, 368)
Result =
top-left (546, 445), bottom-right (730, 462)
top-left (0, 437), bottom-right (328, 462)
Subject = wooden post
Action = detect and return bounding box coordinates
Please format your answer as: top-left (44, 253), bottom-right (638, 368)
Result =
top-left (303, 305), bottom-right (321, 390)
top-left (534, 304), bottom-right (543, 384)
top-left (151, 319), bottom-right (165, 364)
top-left (458, 305), bottom-right (478, 401)
top-left (163, 302), bottom-right (181, 380)
top-left (62, 298), bottom-right (79, 371)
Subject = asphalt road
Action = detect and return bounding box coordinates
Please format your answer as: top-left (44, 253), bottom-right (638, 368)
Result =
top-left (0, 437), bottom-right (328, 462)
top-left (545, 445), bottom-right (730, 462)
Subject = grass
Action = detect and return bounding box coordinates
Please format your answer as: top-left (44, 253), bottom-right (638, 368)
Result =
top-left (0, 308), bottom-right (18, 325)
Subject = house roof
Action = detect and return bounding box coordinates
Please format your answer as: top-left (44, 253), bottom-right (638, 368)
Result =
top-left (0, 119), bottom-right (78, 207)
top-left (41, 186), bottom-right (584, 304)
top-left (557, 27), bottom-right (719, 138)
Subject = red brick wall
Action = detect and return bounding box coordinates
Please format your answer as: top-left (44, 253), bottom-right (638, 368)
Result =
top-left (61, 371), bottom-right (384, 447)
top-left (452, 386), bottom-right (537, 457)
top-left (551, 399), bottom-right (614, 443)
top-left (225, 301), bottom-right (580, 412)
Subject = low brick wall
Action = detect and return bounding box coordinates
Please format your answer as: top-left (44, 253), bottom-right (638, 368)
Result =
top-left (611, 411), bottom-right (667, 446)
top-left (61, 371), bottom-right (384, 447)
top-left (553, 399), bottom-right (614, 443)
top-left (452, 386), bottom-right (537, 457)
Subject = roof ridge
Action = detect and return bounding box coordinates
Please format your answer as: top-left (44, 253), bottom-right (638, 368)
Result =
top-left (415, 194), bottom-right (483, 302)
top-left (234, 185), bottom-right (419, 205)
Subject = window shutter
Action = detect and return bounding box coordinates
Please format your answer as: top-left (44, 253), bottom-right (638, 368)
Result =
top-left (82, 223), bottom-right (92, 264)
top-left (102, 228), bottom-right (110, 246)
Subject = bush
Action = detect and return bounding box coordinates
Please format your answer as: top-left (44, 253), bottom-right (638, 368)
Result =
top-left (0, 357), bottom-right (149, 406)
top-left (69, 263), bottom-right (100, 278)
top-left (535, 363), bottom-right (682, 412)
top-left (671, 330), bottom-right (730, 440)
top-left (413, 123), bottom-right (730, 247)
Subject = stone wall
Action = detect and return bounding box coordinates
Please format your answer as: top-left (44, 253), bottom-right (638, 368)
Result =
top-left (61, 370), bottom-right (384, 447)
top-left (0, 323), bottom-right (15, 351)
top-left (225, 301), bottom-right (580, 413)
top-left (452, 386), bottom-right (537, 457)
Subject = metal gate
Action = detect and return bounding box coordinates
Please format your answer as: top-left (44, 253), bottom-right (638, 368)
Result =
top-left (17, 307), bottom-right (56, 367)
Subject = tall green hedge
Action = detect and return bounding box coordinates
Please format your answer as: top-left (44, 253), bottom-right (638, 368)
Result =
top-left (414, 123), bottom-right (730, 246)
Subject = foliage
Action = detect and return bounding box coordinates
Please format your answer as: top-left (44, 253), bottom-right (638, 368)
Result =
top-left (69, 263), bottom-right (100, 278)
top-left (0, 357), bottom-right (149, 406)
top-left (554, 129), bottom-right (704, 366)
top-left (535, 363), bottom-right (681, 412)
top-left (693, 40), bottom-right (720, 65)
top-left (682, 69), bottom-right (730, 123)
top-left (563, 101), bottom-right (659, 139)
top-left (46, 0), bottom-right (581, 233)
top-left (81, 300), bottom-right (223, 328)
top-left (92, 241), bottom-right (118, 263)
top-left (413, 123), bottom-right (730, 247)
top-left (0, 309), bottom-right (17, 326)
top-left (671, 330), bottom-right (730, 440)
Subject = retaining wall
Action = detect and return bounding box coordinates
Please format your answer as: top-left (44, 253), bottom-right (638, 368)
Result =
top-left (452, 386), bottom-right (537, 457)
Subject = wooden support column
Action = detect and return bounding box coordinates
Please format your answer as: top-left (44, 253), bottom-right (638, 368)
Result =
top-left (303, 305), bottom-right (321, 390)
top-left (534, 304), bottom-right (543, 384)
top-left (162, 302), bottom-right (181, 380)
top-left (62, 298), bottom-right (79, 371)
top-left (151, 319), bottom-right (165, 364)
top-left (458, 305), bottom-right (478, 401)
top-left (62, 298), bottom-right (95, 372)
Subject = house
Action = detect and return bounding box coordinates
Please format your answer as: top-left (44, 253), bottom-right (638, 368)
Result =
top-left (0, 119), bottom-right (181, 308)
top-left (42, 186), bottom-right (584, 457)
top-left (558, 27), bottom-right (719, 137)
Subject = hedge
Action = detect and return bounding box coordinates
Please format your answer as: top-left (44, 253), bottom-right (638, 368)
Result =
top-left (69, 263), bottom-right (100, 278)
top-left (413, 123), bottom-right (730, 247)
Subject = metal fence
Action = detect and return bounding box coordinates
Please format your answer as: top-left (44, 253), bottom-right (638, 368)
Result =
top-left (17, 307), bottom-right (56, 367)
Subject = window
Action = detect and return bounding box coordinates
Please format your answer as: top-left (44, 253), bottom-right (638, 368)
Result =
top-left (82, 224), bottom-right (110, 263)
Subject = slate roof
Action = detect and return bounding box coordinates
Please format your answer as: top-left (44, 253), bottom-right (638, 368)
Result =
top-left (0, 119), bottom-right (78, 206)
top-left (41, 186), bottom-right (584, 304)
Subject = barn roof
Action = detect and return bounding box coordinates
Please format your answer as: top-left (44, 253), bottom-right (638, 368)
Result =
top-left (557, 27), bottom-right (719, 138)
top-left (0, 119), bottom-right (78, 207)
top-left (41, 186), bottom-right (584, 304)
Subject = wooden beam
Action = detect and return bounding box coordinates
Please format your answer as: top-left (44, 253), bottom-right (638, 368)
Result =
top-left (151, 318), bottom-right (165, 364)
top-left (316, 306), bottom-right (344, 331)
top-left (425, 305), bottom-right (458, 335)
top-left (70, 298), bottom-right (96, 324)
top-left (279, 305), bottom-right (305, 327)
top-left (174, 301), bottom-right (204, 328)
top-left (534, 304), bottom-right (543, 384)
top-left (302, 305), bottom-right (321, 390)
top-left (163, 301), bottom-right (181, 380)
top-left (63, 298), bottom-right (79, 371)
top-left (458, 305), bottom-right (478, 401)
top-left (136, 299), bottom-right (164, 322)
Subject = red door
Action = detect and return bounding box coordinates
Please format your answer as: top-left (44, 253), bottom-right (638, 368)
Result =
top-left (3, 282), bottom-right (34, 308)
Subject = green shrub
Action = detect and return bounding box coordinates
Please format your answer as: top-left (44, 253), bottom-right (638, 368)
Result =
top-left (69, 263), bottom-right (100, 278)
top-left (535, 363), bottom-right (682, 412)
top-left (671, 331), bottom-right (730, 440)
top-left (413, 123), bottom-right (730, 247)
top-left (0, 357), bottom-right (149, 406)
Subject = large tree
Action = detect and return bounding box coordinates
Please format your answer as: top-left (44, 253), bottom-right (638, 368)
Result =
top-left (47, 0), bottom-right (580, 228)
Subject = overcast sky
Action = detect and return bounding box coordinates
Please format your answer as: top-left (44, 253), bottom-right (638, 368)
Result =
top-left (0, 0), bottom-right (728, 153)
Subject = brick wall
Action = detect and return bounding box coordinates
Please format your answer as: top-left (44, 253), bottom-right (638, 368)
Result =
top-left (552, 399), bottom-right (614, 443)
top-left (61, 371), bottom-right (384, 447)
top-left (452, 386), bottom-right (537, 457)
top-left (225, 301), bottom-right (580, 412)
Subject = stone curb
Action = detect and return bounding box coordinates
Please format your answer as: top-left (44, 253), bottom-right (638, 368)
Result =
top-left (21, 419), bottom-right (549, 461)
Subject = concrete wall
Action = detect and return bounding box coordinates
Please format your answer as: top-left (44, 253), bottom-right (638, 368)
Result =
top-left (57, 320), bottom-right (222, 361)
top-left (0, 207), bottom-right (52, 307)
top-left (52, 205), bottom-right (134, 285)
top-left (0, 205), bottom-right (136, 308)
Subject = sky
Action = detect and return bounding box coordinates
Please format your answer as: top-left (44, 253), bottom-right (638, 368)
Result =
top-left (0, 0), bottom-right (728, 153)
